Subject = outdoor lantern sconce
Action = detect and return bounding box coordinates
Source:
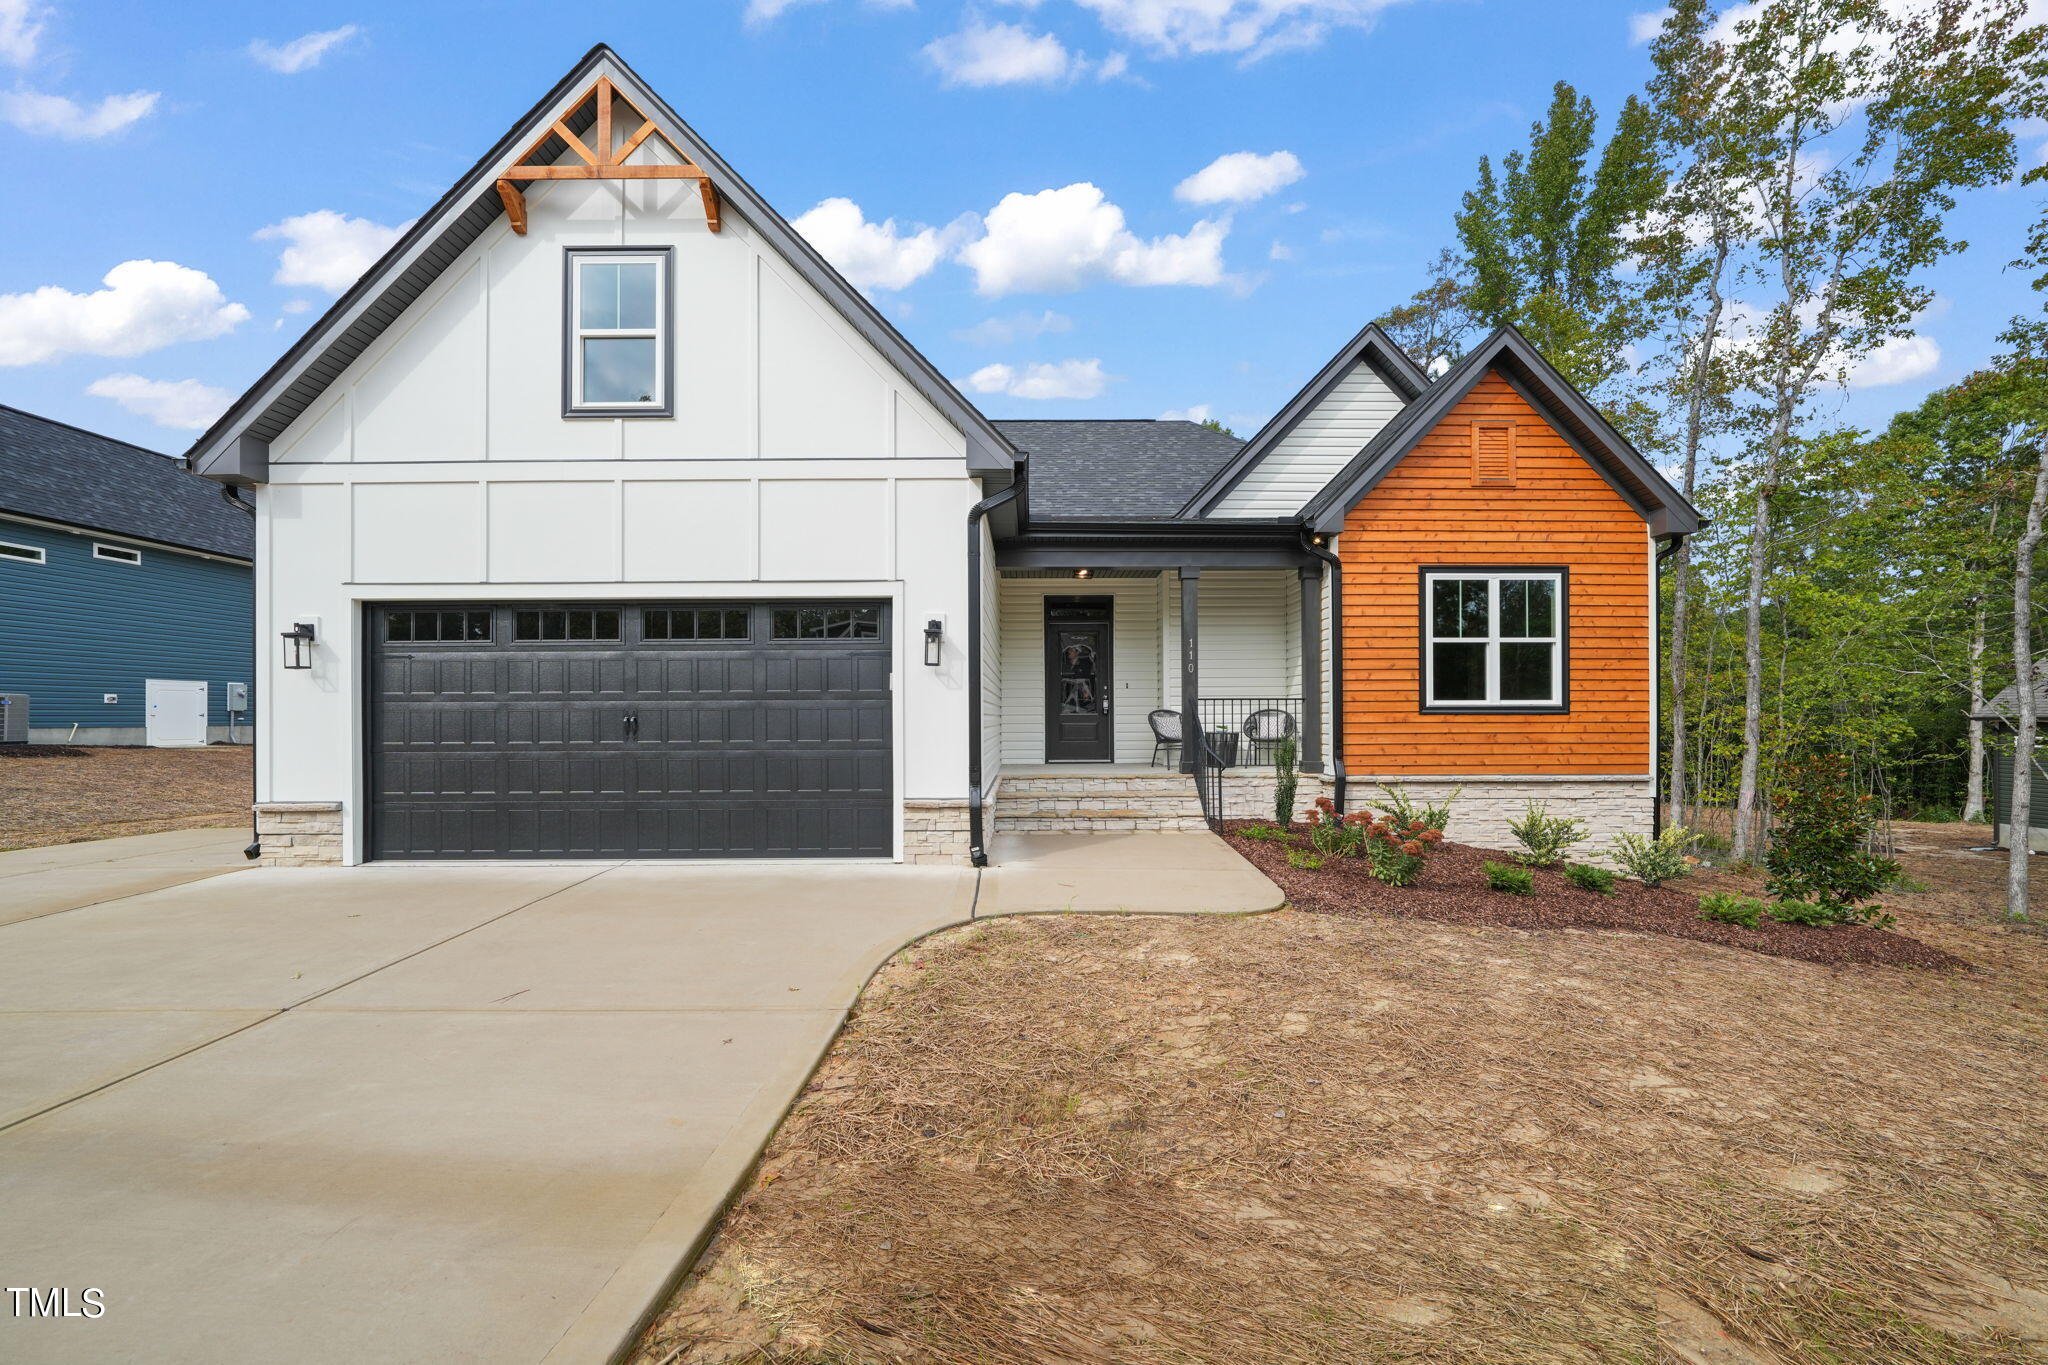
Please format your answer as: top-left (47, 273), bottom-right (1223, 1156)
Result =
top-left (281, 621), bottom-right (317, 670)
top-left (923, 618), bottom-right (944, 667)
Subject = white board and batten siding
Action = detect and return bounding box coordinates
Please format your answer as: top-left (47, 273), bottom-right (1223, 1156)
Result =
top-left (1211, 361), bottom-right (1406, 517)
top-left (256, 155), bottom-right (984, 852)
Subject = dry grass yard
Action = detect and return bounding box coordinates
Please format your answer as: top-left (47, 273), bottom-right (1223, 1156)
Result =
top-left (634, 823), bottom-right (2048, 1365)
top-left (0, 745), bottom-right (250, 850)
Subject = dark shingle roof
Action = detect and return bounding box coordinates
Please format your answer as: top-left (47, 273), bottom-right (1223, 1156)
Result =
top-left (0, 405), bottom-right (253, 559)
top-left (993, 420), bottom-right (1247, 521)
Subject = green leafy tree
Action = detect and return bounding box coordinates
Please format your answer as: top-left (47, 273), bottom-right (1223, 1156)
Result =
top-left (1372, 248), bottom-right (1477, 373)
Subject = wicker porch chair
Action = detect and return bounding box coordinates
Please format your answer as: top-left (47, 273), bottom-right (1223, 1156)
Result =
top-left (1147, 708), bottom-right (1183, 768)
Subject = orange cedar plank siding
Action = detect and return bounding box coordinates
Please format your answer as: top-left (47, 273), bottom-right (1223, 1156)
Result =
top-left (1337, 371), bottom-right (1651, 775)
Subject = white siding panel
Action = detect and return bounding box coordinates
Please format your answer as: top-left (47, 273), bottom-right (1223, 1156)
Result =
top-left (1162, 570), bottom-right (1296, 698)
top-left (484, 182), bottom-right (621, 463)
top-left (264, 483), bottom-right (351, 801)
top-left (488, 481), bottom-right (615, 581)
top-left (353, 260), bottom-right (487, 463)
top-left (621, 479), bottom-right (753, 580)
top-left (623, 199), bottom-right (754, 461)
top-left (273, 392), bottom-right (349, 465)
top-left (757, 262), bottom-right (888, 462)
top-left (998, 577), bottom-right (1161, 765)
top-left (1213, 361), bottom-right (1406, 517)
top-left (895, 479), bottom-right (972, 798)
top-left (757, 480), bottom-right (889, 580)
top-left (351, 482), bottom-right (481, 583)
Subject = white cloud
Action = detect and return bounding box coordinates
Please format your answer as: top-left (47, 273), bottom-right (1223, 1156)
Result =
top-left (1848, 334), bottom-right (1939, 388)
top-left (1175, 150), bottom-right (1304, 204)
top-left (0, 260), bottom-right (249, 367)
top-left (1160, 403), bottom-right (1213, 422)
top-left (86, 374), bottom-right (234, 431)
top-left (279, 298), bottom-right (312, 315)
top-left (1096, 50), bottom-right (1131, 79)
top-left (1268, 240), bottom-right (1295, 261)
top-left (0, 0), bottom-right (45, 65)
top-left (249, 25), bottom-right (360, 73)
top-left (952, 309), bottom-right (1074, 344)
top-left (792, 197), bottom-right (953, 290)
top-left (0, 89), bottom-right (157, 139)
top-left (1069, 0), bottom-right (1414, 60)
top-left (958, 182), bottom-right (1231, 295)
top-left (1628, 7), bottom-right (1671, 44)
top-left (965, 357), bottom-right (1110, 399)
top-left (256, 210), bottom-right (410, 293)
top-left (924, 20), bottom-right (1076, 86)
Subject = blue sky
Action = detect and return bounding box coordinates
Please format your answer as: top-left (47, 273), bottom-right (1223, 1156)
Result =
top-left (2, 0), bottom-right (2042, 455)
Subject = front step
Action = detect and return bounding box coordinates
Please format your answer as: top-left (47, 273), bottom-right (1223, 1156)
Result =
top-left (993, 771), bottom-right (1209, 833)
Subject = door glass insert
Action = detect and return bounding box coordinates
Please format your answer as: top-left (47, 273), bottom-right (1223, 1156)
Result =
top-left (1057, 632), bottom-right (1103, 715)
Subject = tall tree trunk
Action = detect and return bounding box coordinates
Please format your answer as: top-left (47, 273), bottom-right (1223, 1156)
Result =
top-left (2007, 432), bottom-right (2048, 920)
top-left (1964, 601), bottom-right (1987, 824)
top-left (1665, 236), bottom-right (1728, 825)
top-left (1731, 402), bottom-right (1789, 863)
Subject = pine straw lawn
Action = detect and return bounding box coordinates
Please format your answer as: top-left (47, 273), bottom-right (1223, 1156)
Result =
top-left (634, 824), bottom-right (2048, 1365)
top-left (0, 745), bottom-right (250, 849)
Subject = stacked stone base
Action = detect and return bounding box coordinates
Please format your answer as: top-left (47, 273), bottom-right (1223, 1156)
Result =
top-left (902, 799), bottom-right (973, 864)
top-left (1218, 770), bottom-right (1334, 826)
top-left (255, 802), bottom-right (344, 866)
top-left (993, 772), bottom-right (1208, 833)
top-left (1345, 775), bottom-right (1654, 863)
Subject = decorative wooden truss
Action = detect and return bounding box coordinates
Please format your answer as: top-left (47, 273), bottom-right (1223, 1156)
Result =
top-left (495, 77), bottom-right (721, 235)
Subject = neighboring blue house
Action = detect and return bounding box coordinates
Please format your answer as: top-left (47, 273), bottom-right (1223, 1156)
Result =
top-left (0, 404), bottom-right (254, 745)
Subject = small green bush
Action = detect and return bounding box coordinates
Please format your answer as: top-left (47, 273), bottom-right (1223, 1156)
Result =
top-left (1377, 783), bottom-right (1460, 833)
top-left (1612, 826), bottom-right (1696, 887)
top-left (1762, 754), bottom-right (1900, 919)
top-left (1285, 848), bottom-right (1325, 870)
top-left (1888, 872), bottom-right (1930, 894)
top-left (1767, 899), bottom-right (1833, 927)
top-left (1698, 891), bottom-right (1765, 929)
top-left (1563, 863), bottom-right (1618, 895)
top-left (1483, 861), bottom-right (1535, 895)
top-left (1508, 801), bottom-right (1589, 866)
top-left (1273, 733), bottom-right (1300, 828)
top-left (1237, 822), bottom-right (1291, 842)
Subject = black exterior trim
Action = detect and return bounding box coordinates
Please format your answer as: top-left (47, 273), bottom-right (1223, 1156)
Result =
top-left (560, 245), bottom-right (676, 419)
top-left (1415, 565), bottom-right (1571, 715)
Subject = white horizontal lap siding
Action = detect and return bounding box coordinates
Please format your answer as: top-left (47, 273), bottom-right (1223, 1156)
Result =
top-left (998, 578), bottom-right (1160, 764)
top-left (1213, 361), bottom-right (1406, 517)
top-left (1162, 570), bottom-right (1297, 701)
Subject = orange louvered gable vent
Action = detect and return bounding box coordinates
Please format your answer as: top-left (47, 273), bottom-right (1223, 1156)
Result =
top-left (1471, 421), bottom-right (1516, 486)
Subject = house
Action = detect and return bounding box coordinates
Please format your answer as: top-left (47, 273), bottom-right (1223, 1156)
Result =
top-left (1970, 681), bottom-right (2048, 851)
top-left (189, 45), bottom-right (1700, 867)
top-left (0, 405), bottom-right (255, 746)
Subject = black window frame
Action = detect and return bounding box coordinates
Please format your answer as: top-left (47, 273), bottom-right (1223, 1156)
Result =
top-left (1416, 566), bottom-right (1571, 714)
top-left (642, 606), bottom-right (752, 642)
top-left (512, 606), bottom-right (623, 643)
top-left (384, 608), bottom-right (494, 644)
top-left (562, 245), bottom-right (675, 419)
top-left (770, 604), bottom-right (884, 641)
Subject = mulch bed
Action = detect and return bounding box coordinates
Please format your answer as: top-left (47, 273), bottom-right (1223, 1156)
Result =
top-left (1220, 820), bottom-right (1964, 970)
top-left (0, 745), bottom-right (90, 758)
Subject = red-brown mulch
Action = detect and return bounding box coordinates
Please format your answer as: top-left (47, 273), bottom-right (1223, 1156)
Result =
top-left (0, 744), bottom-right (90, 758)
top-left (1220, 820), bottom-right (1965, 970)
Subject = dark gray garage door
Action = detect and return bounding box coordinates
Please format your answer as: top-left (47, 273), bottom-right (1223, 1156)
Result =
top-left (367, 601), bottom-right (892, 860)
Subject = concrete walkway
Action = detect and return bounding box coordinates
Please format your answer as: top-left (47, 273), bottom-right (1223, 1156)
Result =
top-left (0, 829), bottom-right (1279, 1365)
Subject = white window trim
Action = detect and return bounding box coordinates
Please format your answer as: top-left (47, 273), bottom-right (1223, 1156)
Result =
top-left (566, 249), bottom-right (671, 415)
top-left (93, 542), bottom-right (143, 565)
top-left (0, 539), bottom-right (46, 564)
top-left (1423, 570), bottom-right (1565, 709)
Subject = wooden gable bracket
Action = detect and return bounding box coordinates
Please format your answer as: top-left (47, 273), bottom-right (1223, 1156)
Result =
top-left (495, 77), bottom-right (722, 236)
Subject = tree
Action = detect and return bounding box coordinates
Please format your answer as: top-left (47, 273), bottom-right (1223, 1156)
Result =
top-left (1199, 417), bottom-right (1239, 439)
top-left (1454, 81), bottom-right (1665, 398)
top-left (2008, 429), bottom-right (2047, 917)
top-left (1372, 248), bottom-right (1478, 373)
top-left (1688, 0), bottom-right (2039, 862)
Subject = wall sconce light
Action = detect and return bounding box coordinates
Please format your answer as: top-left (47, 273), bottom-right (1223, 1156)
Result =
top-left (1073, 568), bottom-right (1092, 580)
top-left (923, 618), bottom-right (944, 667)
top-left (280, 621), bottom-right (317, 670)
top-left (1310, 535), bottom-right (1326, 547)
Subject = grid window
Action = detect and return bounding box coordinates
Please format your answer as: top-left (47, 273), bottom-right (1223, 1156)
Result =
top-left (386, 609), bottom-right (492, 643)
top-left (644, 608), bottom-right (749, 641)
top-left (771, 606), bottom-right (881, 640)
top-left (567, 251), bottom-right (668, 413)
top-left (513, 608), bottom-right (621, 642)
top-left (0, 541), bottom-right (46, 564)
top-left (1424, 572), bottom-right (1562, 707)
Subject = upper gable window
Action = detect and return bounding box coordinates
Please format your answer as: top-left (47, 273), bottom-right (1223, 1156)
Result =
top-left (565, 248), bottom-right (671, 416)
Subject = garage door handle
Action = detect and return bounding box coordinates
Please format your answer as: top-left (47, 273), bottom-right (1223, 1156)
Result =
top-left (623, 711), bottom-right (638, 738)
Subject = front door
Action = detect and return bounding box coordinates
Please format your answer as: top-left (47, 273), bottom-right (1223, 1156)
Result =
top-left (1044, 597), bottom-right (1113, 762)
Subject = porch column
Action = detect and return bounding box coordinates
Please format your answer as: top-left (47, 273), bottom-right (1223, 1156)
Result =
top-left (1298, 563), bottom-right (1325, 774)
top-left (1178, 567), bottom-right (1200, 775)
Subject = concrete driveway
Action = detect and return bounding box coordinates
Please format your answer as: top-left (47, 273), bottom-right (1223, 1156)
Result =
top-left (0, 828), bottom-right (1278, 1364)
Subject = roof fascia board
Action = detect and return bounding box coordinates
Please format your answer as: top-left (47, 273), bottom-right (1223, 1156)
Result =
top-left (1178, 323), bottom-right (1427, 517)
top-left (1493, 366), bottom-right (1651, 520)
top-left (192, 45), bottom-right (1015, 482)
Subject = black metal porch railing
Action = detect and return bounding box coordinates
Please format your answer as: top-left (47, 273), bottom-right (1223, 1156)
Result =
top-left (1195, 697), bottom-right (1305, 769)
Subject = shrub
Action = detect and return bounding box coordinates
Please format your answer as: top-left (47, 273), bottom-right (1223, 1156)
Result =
top-left (1508, 802), bottom-right (1589, 867)
top-left (1237, 823), bottom-right (1290, 842)
top-left (1763, 754), bottom-right (1900, 920)
top-left (1304, 797), bottom-right (1363, 859)
top-left (1377, 783), bottom-right (1460, 833)
top-left (1698, 891), bottom-right (1765, 929)
top-left (1355, 813), bottom-right (1445, 887)
top-left (1483, 860), bottom-right (1535, 895)
top-left (1272, 733), bottom-right (1300, 828)
top-left (1766, 899), bottom-right (1832, 927)
top-left (1285, 848), bottom-right (1325, 870)
top-left (1612, 827), bottom-right (1697, 887)
top-left (1563, 863), bottom-right (1618, 895)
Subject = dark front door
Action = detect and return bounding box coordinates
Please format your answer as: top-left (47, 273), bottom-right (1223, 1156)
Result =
top-left (366, 600), bottom-right (892, 859)
top-left (1044, 597), bottom-right (1114, 762)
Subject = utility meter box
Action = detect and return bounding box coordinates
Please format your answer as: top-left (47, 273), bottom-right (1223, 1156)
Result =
top-left (0, 693), bottom-right (28, 744)
top-left (226, 682), bottom-right (250, 712)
